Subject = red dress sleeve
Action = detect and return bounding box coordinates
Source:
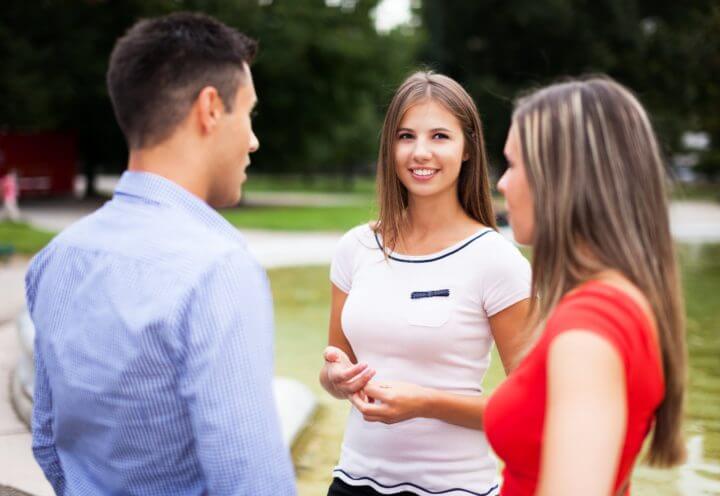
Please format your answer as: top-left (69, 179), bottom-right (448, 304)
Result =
top-left (545, 288), bottom-right (636, 372)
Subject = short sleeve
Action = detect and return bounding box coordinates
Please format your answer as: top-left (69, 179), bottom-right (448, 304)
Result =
top-left (481, 236), bottom-right (532, 316)
top-left (547, 292), bottom-right (634, 371)
top-left (330, 225), bottom-right (364, 293)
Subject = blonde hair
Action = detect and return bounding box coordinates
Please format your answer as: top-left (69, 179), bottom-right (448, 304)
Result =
top-left (375, 71), bottom-right (496, 250)
top-left (514, 76), bottom-right (686, 466)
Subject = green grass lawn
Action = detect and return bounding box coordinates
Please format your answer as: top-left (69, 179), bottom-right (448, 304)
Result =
top-left (221, 198), bottom-right (505, 232)
top-left (0, 221), bottom-right (56, 255)
top-left (671, 182), bottom-right (720, 202)
top-left (244, 174), bottom-right (376, 194)
top-left (0, 205), bottom-right (379, 257)
top-left (222, 204), bottom-right (377, 232)
top-left (246, 173), bottom-right (718, 204)
top-left (269, 244), bottom-right (720, 496)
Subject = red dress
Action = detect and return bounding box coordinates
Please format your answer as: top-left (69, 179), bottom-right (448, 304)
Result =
top-left (485, 281), bottom-right (664, 495)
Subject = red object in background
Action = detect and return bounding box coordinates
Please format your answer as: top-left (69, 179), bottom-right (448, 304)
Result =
top-left (0, 132), bottom-right (77, 197)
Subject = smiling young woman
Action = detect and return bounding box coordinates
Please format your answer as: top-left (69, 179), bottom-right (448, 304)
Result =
top-left (318, 71), bottom-right (533, 496)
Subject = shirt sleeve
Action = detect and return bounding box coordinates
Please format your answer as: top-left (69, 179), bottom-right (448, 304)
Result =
top-left (482, 236), bottom-right (532, 316)
top-left (330, 226), bottom-right (362, 293)
top-left (178, 252), bottom-right (296, 496)
top-left (31, 338), bottom-right (66, 495)
top-left (26, 254), bottom-right (67, 495)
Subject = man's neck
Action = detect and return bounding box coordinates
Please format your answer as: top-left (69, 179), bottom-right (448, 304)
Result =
top-left (127, 142), bottom-right (209, 202)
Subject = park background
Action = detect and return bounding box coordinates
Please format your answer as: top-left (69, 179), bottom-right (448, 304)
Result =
top-left (0, 1), bottom-right (719, 495)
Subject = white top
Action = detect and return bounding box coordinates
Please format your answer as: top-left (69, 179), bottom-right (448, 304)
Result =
top-left (330, 224), bottom-right (531, 496)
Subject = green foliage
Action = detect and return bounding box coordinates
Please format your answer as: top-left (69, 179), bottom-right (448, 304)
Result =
top-left (695, 150), bottom-right (720, 181)
top-left (419, 0), bottom-right (720, 172)
top-left (0, 1), bottom-right (419, 184)
top-left (245, 0), bottom-right (419, 175)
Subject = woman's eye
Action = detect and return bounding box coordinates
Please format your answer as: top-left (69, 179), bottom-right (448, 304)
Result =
top-left (398, 133), bottom-right (414, 140)
top-left (433, 133), bottom-right (449, 140)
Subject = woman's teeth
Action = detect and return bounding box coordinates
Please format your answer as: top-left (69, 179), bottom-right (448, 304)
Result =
top-left (412, 169), bottom-right (436, 177)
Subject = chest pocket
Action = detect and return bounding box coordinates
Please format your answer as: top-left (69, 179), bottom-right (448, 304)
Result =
top-left (406, 286), bottom-right (453, 327)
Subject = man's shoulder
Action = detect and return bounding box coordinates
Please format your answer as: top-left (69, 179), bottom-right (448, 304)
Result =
top-left (36, 202), bottom-right (252, 285)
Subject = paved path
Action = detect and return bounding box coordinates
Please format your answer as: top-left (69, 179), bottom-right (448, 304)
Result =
top-left (669, 201), bottom-right (720, 243)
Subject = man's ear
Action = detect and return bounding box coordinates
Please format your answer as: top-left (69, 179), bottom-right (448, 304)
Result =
top-left (195, 86), bottom-right (224, 135)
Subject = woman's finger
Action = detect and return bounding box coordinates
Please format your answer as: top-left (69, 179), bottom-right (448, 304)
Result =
top-left (363, 382), bottom-right (392, 402)
top-left (347, 392), bottom-right (363, 410)
top-left (344, 367), bottom-right (375, 390)
top-left (362, 415), bottom-right (393, 424)
top-left (323, 346), bottom-right (340, 363)
top-left (333, 362), bottom-right (368, 382)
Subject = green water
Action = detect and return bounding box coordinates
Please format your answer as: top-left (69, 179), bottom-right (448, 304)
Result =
top-left (644, 243), bottom-right (720, 496)
top-left (570, 243), bottom-right (720, 495)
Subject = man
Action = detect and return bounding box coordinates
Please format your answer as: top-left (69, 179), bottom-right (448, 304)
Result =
top-left (25, 12), bottom-right (296, 495)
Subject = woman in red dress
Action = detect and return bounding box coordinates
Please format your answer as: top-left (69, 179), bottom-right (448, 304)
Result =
top-left (484, 77), bottom-right (688, 495)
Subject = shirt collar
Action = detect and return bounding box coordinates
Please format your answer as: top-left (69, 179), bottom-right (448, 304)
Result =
top-left (113, 171), bottom-right (246, 246)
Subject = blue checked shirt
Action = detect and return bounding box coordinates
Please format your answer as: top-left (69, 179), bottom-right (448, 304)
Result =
top-left (25, 171), bottom-right (296, 495)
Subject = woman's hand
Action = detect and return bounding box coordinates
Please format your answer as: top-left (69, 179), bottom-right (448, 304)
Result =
top-left (350, 380), bottom-right (433, 424)
top-left (322, 346), bottom-right (375, 399)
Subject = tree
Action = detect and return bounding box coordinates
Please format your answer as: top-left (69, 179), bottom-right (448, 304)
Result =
top-left (419, 0), bottom-right (720, 178)
top-left (246, 0), bottom-right (419, 178)
top-left (0, 0), bottom-right (419, 193)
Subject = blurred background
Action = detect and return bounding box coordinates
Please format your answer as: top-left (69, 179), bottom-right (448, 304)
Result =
top-left (0, 1), bottom-right (718, 495)
top-left (1, 0), bottom-right (719, 195)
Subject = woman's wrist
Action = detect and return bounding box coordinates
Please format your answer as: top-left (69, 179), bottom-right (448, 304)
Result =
top-left (417, 388), bottom-right (488, 429)
top-left (419, 386), bottom-right (440, 419)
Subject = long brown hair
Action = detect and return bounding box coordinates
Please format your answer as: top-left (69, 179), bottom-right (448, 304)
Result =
top-left (375, 71), bottom-right (496, 250)
top-left (514, 76), bottom-right (686, 467)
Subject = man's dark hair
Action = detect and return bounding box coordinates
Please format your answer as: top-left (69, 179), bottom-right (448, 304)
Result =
top-left (107, 12), bottom-right (257, 149)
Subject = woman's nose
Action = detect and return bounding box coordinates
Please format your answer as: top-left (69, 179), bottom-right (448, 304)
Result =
top-left (412, 140), bottom-right (432, 162)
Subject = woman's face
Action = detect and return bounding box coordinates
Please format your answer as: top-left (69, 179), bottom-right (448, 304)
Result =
top-left (394, 99), bottom-right (468, 202)
top-left (498, 123), bottom-right (535, 245)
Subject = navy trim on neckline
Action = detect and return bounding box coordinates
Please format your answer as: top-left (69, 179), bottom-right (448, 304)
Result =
top-left (374, 229), bottom-right (494, 263)
top-left (333, 469), bottom-right (499, 496)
